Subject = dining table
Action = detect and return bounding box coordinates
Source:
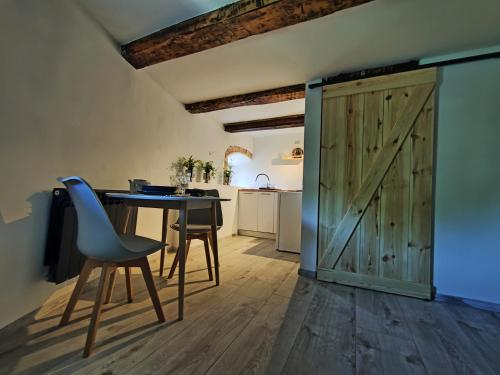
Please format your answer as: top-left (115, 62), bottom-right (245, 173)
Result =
top-left (106, 192), bottom-right (231, 320)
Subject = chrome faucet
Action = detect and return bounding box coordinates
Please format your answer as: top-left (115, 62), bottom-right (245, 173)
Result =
top-left (255, 173), bottom-right (270, 188)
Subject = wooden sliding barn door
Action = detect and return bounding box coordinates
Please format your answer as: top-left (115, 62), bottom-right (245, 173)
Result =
top-left (317, 68), bottom-right (436, 299)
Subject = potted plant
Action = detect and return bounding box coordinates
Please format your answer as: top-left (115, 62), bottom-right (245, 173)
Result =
top-left (182, 155), bottom-right (200, 182)
top-left (194, 160), bottom-right (204, 182)
top-left (173, 157), bottom-right (186, 174)
top-left (202, 161), bottom-right (216, 183)
top-left (223, 165), bottom-right (233, 185)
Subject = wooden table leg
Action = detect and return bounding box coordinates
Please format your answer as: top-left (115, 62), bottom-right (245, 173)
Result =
top-left (159, 208), bottom-right (169, 276)
top-left (177, 203), bottom-right (188, 320)
top-left (210, 202), bottom-right (220, 286)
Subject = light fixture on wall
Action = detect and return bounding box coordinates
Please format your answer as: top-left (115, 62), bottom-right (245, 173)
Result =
top-left (281, 140), bottom-right (304, 161)
top-left (290, 146), bottom-right (304, 159)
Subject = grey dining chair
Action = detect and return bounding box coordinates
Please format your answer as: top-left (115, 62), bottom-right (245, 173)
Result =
top-left (58, 176), bottom-right (166, 357)
top-left (166, 189), bottom-right (222, 281)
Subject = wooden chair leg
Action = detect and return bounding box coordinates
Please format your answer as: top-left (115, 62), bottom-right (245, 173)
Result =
top-left (167, 249), bottom-right (179, 279)
top-left (139, 257), bottom-right (165, 323)
top-left (167, 239), bottom-right (191, 279)
top-left (208, 232), bottom-right (214, 255)
top-left (125, 267), bottom-right (133, 303)
top-left (104, 268), bottom-right (117, 304)
top-left (203, 235), bottom-right (213, 281)
top-left (208, 232), bottom-right (218, 261)
top-left (60, 259), bottom-right (95, 326)
top-left (159, 249), bottom-right (166, 277)
top-left (159, 208), bottom-right (169, 276)
top-left (84, 264), bottom-right (114, 357)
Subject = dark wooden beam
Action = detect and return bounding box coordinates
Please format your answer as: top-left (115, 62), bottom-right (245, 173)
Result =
top-left (224, 114), bottom-right (304, 133)
top-left (121, 0), bottom-right (374, 69)
top-left (185, 84), bottom-right (305, 114)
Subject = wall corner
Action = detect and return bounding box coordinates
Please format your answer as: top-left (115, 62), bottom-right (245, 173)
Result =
top-left (300, 79), bottom-right (322, 273)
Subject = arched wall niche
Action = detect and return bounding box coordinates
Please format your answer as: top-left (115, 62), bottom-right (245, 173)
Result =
top-left (223, 145), bottom-right (253, 171)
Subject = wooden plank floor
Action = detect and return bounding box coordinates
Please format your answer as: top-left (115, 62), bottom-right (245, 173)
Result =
top-left (0, 236), bottom-right (499, 374)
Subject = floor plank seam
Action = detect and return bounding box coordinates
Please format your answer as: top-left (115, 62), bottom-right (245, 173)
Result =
top-left (201, 312), bottom-right (256, 375)
top-left (353, 289), bottom-right (357, 374)
top-left (203, 260), bottom-right (300, 375)
top-left (279, 283), bottom-right (318, 374)
top-left (126, 261), bottom-right (284, 372)
top-left (123, 301), bottom-right (237, 374)
top-left (438, 302), bottom-right (499, 374)
top-left (89, 246), bottom-right (257, 373)
top-left (394, 296), bottom-right (433, 375)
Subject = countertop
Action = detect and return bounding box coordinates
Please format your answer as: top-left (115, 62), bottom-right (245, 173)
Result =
top-left (238, 188), bottom-right (302, 193)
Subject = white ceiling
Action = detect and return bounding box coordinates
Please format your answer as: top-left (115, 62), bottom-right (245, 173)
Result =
top-left (80, 0), bottom-right (500, 125)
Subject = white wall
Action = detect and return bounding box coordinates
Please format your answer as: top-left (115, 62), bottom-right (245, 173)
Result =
top-left (229, 130), bottom-right (304, 190)
top-left (0, 0), bottom-right (252, 328)
top-left (300, 53), bottom-right (500, 304)
top-left (434, 58), bottom-right (500, 304)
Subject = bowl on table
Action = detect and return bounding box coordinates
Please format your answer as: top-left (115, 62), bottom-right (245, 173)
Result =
top-left (138, 185), bottom-right (177, 195)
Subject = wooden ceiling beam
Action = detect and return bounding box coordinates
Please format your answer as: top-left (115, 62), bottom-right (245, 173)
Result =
top-left (121, 0), bottom-right (374, 69)
top-left (185, 84), bottom-right (305, 113)
top-left (223, 114), bottom-right (304, 133)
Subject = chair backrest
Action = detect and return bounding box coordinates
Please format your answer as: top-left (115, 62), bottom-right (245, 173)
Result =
top-left (182, 189), bottom-right (223, 226)
top-left (58, 176), bottom-right (126, 260)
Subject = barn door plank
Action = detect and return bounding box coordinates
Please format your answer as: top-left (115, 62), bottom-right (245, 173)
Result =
top-left (359, 91), bottom-right (384, 276)
top-left (318, 97), bottom-right (346, 261)
top-left (319, 100), bottom-right (334, 261)
top-left (379, 87), bottom-right (413, 280)
top-left (336, 94), bottom-right (364, 273)
top-left (332, 97), bottom-right (348, 243)
top-left (408, 91), bottom-right (435, 283)
top-left (319, 83), bottom-right (435, 270)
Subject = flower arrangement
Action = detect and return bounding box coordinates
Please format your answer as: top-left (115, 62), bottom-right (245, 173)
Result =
top-left (176, 155), bottom-right (202, 181)
top-left (223, 165), bottom-right (233, 185)
top-left (202, 161), bottom-right (216, 183)
top-left (194, 160), bottom-right (204, 182)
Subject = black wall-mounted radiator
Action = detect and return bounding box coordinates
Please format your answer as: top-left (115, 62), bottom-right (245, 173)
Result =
top-left (43, 188), bottom-right (137, 284)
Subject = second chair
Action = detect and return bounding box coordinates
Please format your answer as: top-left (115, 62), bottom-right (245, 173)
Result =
top-left (165, 189), bottom-right (222, 281)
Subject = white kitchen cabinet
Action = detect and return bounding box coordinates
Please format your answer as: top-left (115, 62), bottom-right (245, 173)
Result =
top-left (238, 191), bottom-right (258, 231)
top-left (238, 191), bottom-right (278, 234)
top-left (257, 192), bottom-right (276, 233)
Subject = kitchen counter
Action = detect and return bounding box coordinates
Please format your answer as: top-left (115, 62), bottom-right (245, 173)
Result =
top-left (237, 189), bottom-right (302, 251)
